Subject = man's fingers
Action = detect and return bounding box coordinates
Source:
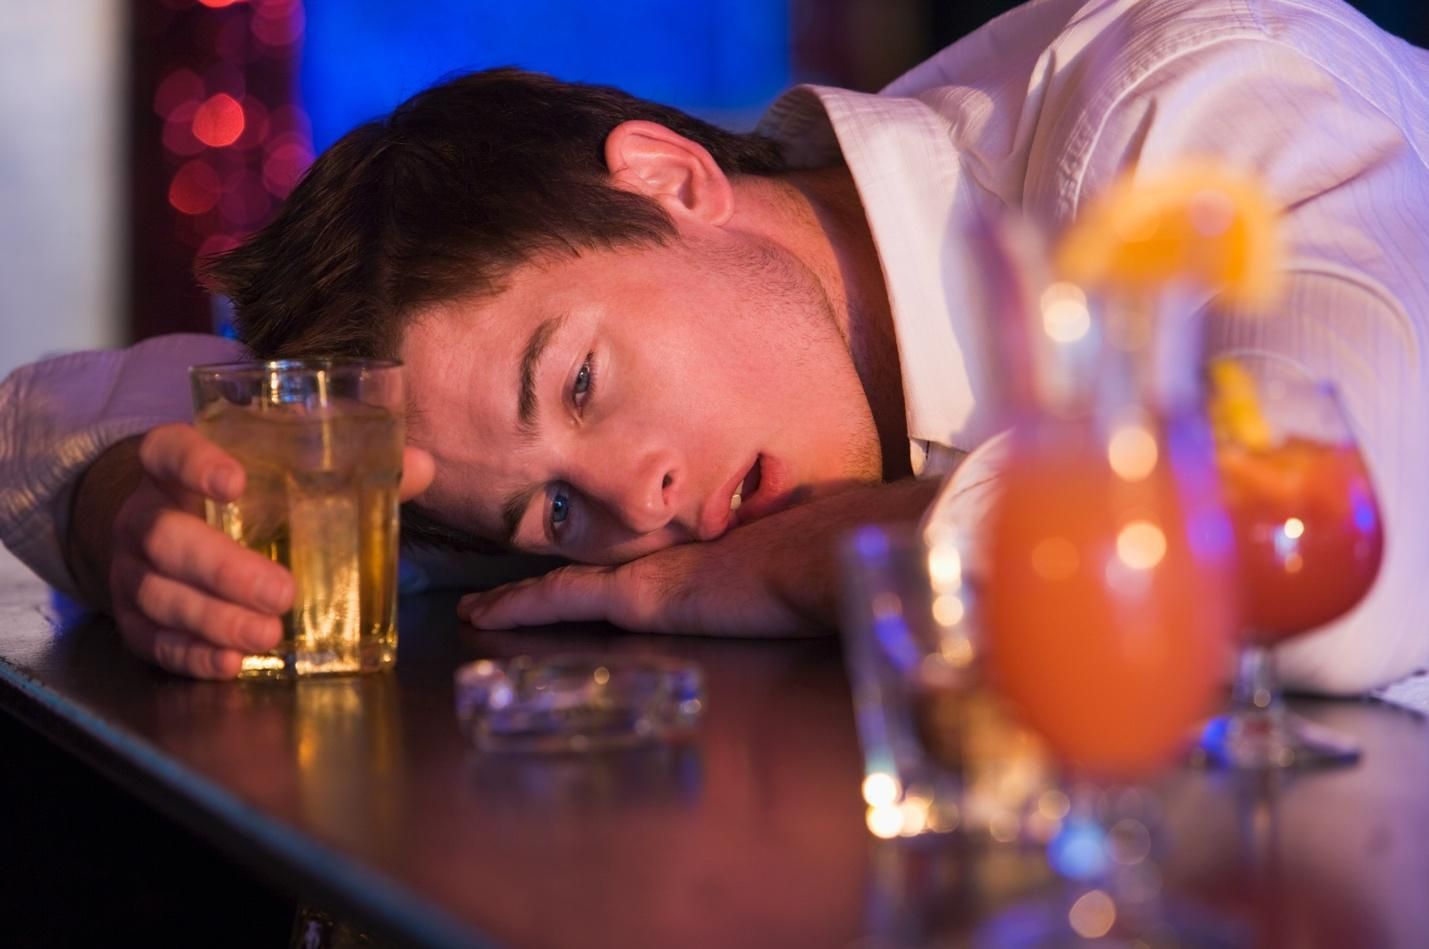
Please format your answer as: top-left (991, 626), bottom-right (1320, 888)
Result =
top-left (115, 607), bottom-right (244, 680)
top-left (138, 423), bottom-right (245, 502)
top-left (113, 555), bottom-right (284, 653)
top-left (399, 446), bottom-right (436, 502)
top-left (134, 507), bottom-right (293, 613)
top-left (459, 566), bottom-right (618, 629)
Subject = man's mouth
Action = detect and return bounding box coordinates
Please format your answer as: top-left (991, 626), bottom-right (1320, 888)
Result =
top-left (729, 457), bottom-right (763, 512)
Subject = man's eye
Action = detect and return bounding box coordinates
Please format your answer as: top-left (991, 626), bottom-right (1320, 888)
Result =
top-left (572, 354), bottom-right (595, 408)
top-left (549, 488), bottom-right (571, 533)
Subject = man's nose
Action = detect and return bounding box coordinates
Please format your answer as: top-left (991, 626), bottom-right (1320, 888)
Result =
top-left (580, 445), bottom-right (681, 536)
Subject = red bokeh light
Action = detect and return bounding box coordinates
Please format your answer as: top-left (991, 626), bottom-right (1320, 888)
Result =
top-left (220, 173), bottom-right (273, 229)
top-left (262, 137), bottom-right (312, 198)
top-left (169, 160), bottom-right (223, 215)
top-left (192, 93), bottom-right (246, 147)
top-left (163, 101), bottom-right (205, 157)
top-left (153, 68), bottom-right (203, 118)
top-left (149, 0), bottom-right (308, 276)
top-left (198, 233), bottom-right (242, 260)
top-left (234, 96), bottom-right (271, 149)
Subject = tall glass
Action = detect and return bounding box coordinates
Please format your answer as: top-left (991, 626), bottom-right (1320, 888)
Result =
top-left (1199, 356), bottom-right (1384, 768)
top-left (190, 359), bottom-right (405, 678)
top-left (839, 524), bottom-right (1055, 844)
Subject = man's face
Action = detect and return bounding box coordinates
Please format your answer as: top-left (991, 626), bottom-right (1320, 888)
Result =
top-left (401, 232), bottom-right (882, 564)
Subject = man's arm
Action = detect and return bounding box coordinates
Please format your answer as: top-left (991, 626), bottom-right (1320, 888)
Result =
top-left (0, 333), bottom-right (244, 595)
top-left (459, 478), bottom-right (940, 636)
top-left (65, 434), bottom-right (145, 609)
top-left (61, 419), bottom-right (437, 678)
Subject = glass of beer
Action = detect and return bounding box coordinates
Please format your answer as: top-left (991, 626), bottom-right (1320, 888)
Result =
top-left (190, 359), bottom-right (405, 678)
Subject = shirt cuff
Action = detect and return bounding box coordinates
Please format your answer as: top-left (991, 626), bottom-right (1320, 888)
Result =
top-left (0, 334), bottom-right (245, 596)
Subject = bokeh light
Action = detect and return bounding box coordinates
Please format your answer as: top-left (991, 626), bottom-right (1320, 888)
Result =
top-left (169, 160), bottom-right (222, 215)
top-left (1068, 890), bottom-right (1117, 939)
top-left (866, 804), bottom-right (904, 839)
top-left (1116, 521), bottom-right (1167, 571)
top-left (261, 136), bottom-right (311, 198)
top-left (153, 68), bottom-right (203, 117)
top-left (192, 92), bottom-right (246, 147)
top-left (861, 772), bottom-right (900, 807)
top-left (149, 0), bottom-right (310, 314)
top-left (931, 593), bottom-right (966, 628)
top-left (1040, 281), bottom-right (1092, 343)
top-left (1108, 422), bottom-right (1159, 481)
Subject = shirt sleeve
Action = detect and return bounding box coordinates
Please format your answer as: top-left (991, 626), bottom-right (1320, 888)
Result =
top-left (0, 333), bottom-right (245, 595)
top-left (1062, 37), bottom-right (1429, 694)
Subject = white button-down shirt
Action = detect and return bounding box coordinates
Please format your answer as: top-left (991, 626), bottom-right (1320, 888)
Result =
top-left (760, 0), bottom-right (1429, 693)
top-left (3, 0), bottom-right (1426, 692)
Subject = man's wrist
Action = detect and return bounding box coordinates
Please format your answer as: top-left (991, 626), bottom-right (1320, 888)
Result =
top-left (65, 435), bottom-right (145, 610)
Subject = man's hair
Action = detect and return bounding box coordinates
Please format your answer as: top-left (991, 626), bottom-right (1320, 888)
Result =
top-left (200, 67), bottom-right (789, 360)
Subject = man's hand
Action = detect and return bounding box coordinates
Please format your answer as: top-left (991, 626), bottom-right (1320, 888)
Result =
top-left (68, 423), bottom-right (434, 679)
top-left (458, 478), bottom-right (940, 636)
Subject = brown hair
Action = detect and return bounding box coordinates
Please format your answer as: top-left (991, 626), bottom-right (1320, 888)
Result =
top-left (200, 67), bottom-right (789, 361)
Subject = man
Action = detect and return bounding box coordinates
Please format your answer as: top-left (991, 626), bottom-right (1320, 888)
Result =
top-left (2, 0), bottom-right (1427, 689)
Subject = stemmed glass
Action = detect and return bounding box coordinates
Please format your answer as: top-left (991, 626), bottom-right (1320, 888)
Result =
top-left (1198, 355), bottom-right (1384, 769)
top-left (979, 398), bottom-right (1239, 943)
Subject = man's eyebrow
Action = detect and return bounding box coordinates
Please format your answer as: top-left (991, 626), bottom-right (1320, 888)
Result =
top-left (500, 483), bottom-right (540, 546)
top-left (517, 313), bottom-right (569, 436)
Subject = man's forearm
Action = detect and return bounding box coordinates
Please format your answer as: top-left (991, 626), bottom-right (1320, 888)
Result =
top-left (65, 436), bottom-right (145, 611)
top-left (769, 477), bottom-right (942, 627)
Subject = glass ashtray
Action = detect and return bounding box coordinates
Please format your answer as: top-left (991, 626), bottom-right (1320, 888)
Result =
top-left (454, 654), bottom-right (705, 753)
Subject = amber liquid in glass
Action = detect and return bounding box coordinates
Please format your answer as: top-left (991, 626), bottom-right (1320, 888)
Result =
top-left (984, 436), bottom-right (1235, 780)
top-left (1218, 435), bottom-right (1383, 644)
top-left (197, 401), bottom-right (403, 677)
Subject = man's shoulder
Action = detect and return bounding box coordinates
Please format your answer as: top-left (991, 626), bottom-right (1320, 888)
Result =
top-left (889, 0), bottom-right (1421, 101)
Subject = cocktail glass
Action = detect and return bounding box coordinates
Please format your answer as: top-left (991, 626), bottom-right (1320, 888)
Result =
top-left (1198, 355), bottom-right (1384, 768)
top-left (979, 378), bottom-right (1239, 944)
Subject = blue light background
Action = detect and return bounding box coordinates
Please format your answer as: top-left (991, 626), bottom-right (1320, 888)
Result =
top-left (301, 1), bottom-right (793, 151)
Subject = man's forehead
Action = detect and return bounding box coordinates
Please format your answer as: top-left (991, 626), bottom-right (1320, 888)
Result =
top-left (401, 297), bottom-right (561, 544)
top-left (402, 300), bottom-right (516, 421)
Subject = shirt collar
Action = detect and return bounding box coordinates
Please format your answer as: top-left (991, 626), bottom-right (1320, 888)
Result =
top-left (758, 84), bottom-right (1007, 468)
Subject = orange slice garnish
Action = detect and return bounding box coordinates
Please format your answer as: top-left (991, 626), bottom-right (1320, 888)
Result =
top-left (1207, 357), bottom-right (1274, 450)
top-left (1054, 162), bottom-right (1283, 310)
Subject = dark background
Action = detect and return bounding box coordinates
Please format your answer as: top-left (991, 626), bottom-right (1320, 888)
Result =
top-left (128, 0), bottom-right (1429, 343)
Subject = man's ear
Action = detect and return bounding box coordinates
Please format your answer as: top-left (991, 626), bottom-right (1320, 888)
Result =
top-left (604, 120), bottom-right (734, 226)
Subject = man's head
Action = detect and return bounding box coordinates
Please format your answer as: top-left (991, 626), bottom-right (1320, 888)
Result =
top-left (202, 68), bottom-right (789, 361)
top-left (204, 69), bottom-right (887, 562)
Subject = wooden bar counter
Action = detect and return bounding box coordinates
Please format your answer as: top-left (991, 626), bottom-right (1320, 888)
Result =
top-left (1, 551), bottom-right (1426, 948)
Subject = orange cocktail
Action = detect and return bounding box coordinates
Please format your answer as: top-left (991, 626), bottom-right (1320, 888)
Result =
top-left (1219, 436), bottom-right (1383, 643)
top-left (1200, 357), bottom-right (1384, 769)
top-left (984, 423), bottom-right (1235, 780)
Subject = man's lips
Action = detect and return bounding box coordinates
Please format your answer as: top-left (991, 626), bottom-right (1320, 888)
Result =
top-left (697, 455), bottom-right (761, 541)
top-left (730, 457), bottom-right (762, 513)
top-left (695, 455), bottom-right (792, 541)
